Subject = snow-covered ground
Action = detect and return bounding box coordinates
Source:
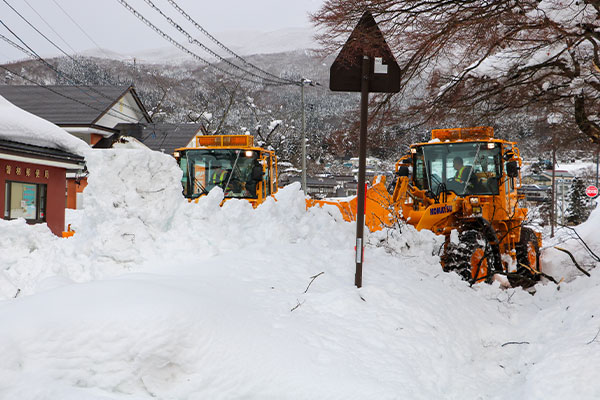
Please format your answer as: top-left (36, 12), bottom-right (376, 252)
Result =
top-left (1, 148), bottom-right (600, 399)
top-left (555, 160), bottom-right (597, 176)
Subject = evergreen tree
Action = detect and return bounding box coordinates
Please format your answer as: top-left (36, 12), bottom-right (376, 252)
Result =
top-left (566, 177), bottom-right (590, 225)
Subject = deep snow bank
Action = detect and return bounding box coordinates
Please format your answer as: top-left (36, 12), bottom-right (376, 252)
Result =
top-left (542, 202), bottom-right (600, 281)
top-left (1, 148), bottom-right (600, 399)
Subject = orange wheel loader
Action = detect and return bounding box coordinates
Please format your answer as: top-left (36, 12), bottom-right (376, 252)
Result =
top-left (311, 127), bottom-right (542, 287)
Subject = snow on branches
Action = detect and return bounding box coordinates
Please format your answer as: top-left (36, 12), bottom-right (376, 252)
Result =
top-left (312, 0), bottom-right (600, 142)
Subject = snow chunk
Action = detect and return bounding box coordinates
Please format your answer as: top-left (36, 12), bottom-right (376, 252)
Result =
top-left (268, 120), bottom-right (282, 131)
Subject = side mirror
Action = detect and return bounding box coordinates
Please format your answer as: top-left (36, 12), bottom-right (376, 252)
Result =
top-left (251, 163), bottom-right (264, 181)
top-left (506, 161), bottom-right (519, 178)
top-left (502, 150), bottom-right (511, 161)
top-left (397, 166), bottom-right (409, 177)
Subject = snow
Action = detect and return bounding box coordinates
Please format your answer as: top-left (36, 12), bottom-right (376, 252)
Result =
top-left (547, 112), bottom-right (563, 125)
top-left (0, 147), bottom-right (600, 399)
top-left (0, 95), bottom-right (89, 155)
top-left (268, 119), bottom-right (282, 131)
top-left (554, 160), bottom-right (596, 176)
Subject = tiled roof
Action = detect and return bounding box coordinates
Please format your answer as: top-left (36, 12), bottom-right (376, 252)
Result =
top-left (0, 85), bottom-right (145, 125)
top-left (140, 123), bottom-right (202, 155)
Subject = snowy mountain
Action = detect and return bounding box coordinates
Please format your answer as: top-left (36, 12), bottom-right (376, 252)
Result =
top-left (79, 27), bottom-right (318, 64)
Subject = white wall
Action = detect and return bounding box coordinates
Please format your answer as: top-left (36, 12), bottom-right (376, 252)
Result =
top-left (96, 91), bottom-right (145, 128)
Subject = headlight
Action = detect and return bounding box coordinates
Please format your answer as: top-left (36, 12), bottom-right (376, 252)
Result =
top-left (173, 151), bottom-right (180, 158)
top-left (469, 197), bottom-right (480, 205)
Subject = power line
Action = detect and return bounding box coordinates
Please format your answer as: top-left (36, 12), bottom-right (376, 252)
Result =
top-left (22, 0), bottom-right (77, 54)
top-left (143, 0), bottom-right (294, 85)
top-left (0, 5), bottom-right (149, 122)
top-left (142, 0), bottom-right (290, 85)
top-left (0, 19), bottom-right (141, 122)
top-left (0, 63), bottom-right (140, 124)
top-left (165, 0), bottom-right (296, 85)
top-left (49, 0), bottom-right (114, 60)
top-left (2, 0), bottom-right (113, 83)
top-left (116, 0), bottom-right (290, 87)
top-left (2, 0), bottom-right (73, 62)
top-left (0, 31), bottom-right (36, 59)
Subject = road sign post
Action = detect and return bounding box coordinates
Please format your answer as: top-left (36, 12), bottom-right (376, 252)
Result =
top-left (330, 11), bottom-right (401, 288)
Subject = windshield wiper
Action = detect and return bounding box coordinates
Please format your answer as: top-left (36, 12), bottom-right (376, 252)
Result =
top-left (223, 150), bottom-right (242, 193)
top-left (192, 178), bottom-right (208, 197)
top-left (461, 144), bottom-right (481, 194)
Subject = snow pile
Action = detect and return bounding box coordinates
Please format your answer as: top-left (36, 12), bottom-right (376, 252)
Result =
top-left (1, 148), bottom-right (600, 399)
top-left (542, 202), bottom-right (600, 281)
top-left (0, 95), bottom-right (89, 155)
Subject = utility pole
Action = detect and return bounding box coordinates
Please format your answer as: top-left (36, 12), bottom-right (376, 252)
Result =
top-left (596, 144), bottom-right (600, 187)
top-left (561, 179), bottom-right (565, 226)
top-left (551, 147), bottom-right (556, 237)
top-left (300, 79), bottom-right (307, 193)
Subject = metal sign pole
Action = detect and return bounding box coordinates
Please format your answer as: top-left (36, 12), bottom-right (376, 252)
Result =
top-left (355, 55), bottom-right (370, 288)
top-left (329, 10), bottom-right (400, 288)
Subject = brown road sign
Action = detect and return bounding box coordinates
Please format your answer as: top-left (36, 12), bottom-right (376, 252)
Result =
top-left (330, 11), bottom-right (401, 93)
top-left (328, 11), bottom-right (400, 288)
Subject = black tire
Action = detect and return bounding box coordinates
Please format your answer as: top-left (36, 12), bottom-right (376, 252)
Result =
top-left (511, 227), bottom-right (541, 288)
top-left (442, 230), bottom-right (495, 283)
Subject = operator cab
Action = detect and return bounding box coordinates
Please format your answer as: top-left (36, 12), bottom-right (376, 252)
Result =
top-left (174, 135), bottom-right (278, 203)
top-left (413, 141), bottom-right (502, 196)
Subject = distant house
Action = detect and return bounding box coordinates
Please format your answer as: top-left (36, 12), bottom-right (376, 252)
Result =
top-left (518, 184), bottom-right (551, 203)
top-left (0, 85), bottom-right (151, 209)
top-left (540, 170), bottom-right (574, 183)
top-left (140, 123), bottom-right (203, 155)
top-left (0, 95), bottom-right (86, 236)
top-left (522, 174), bottom-right (552, 186)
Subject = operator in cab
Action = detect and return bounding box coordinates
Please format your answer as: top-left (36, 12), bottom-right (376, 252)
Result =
top-left (447, 156), bottom-right (475, 194)
top-left (453, 157), bottom-right (471, 183)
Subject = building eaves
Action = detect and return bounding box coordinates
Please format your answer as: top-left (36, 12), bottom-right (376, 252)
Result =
top-left (0, 139), bottom-right (85, 165)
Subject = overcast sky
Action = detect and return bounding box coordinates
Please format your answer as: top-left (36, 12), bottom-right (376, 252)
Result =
top-left (0, 0), bottom-right (323, 63)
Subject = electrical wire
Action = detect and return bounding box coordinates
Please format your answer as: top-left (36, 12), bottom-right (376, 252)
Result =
top-left (116, 0), bottom-right (290, 87)
top-left (2, 0), bottom-right (73, 62)
top-left (22, 0), bottom-right (77, 54)
top-left (142, 0), bottom-right (291, 85)
top-left (0, 63), bottom-right (140, 124)
top-left (1, 0), bottom-right (145, 118)
top-left (49, 0), bottom-right (113, 59)
top-left (0, 31), bottom-right (142, 123)
top-left (0, 31), bottom-right (36, 59)
top-left (0, 17), bottom-right (144, 122)
top-left (165, 0), bottom-right (296, 85)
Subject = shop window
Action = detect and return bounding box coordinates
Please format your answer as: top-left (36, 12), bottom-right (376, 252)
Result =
top-left (4, 181), bottom-right (47, 222)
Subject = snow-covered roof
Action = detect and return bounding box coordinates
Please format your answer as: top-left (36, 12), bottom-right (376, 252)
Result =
top-left (0, 95), bottom-right (88, 156)
top-left (0, 85), bottom-right (150, 126)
